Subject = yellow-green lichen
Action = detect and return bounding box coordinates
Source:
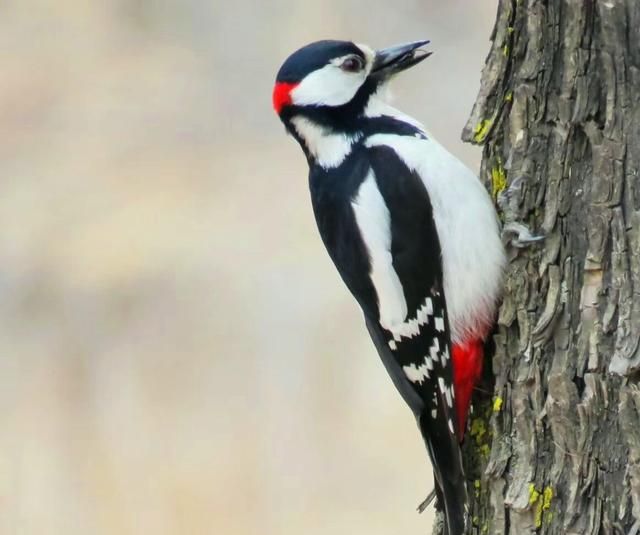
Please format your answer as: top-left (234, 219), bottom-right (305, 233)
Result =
top-left (529, 484), bottom-right (554, 528)
top-left (502, 44), bottom-right (509, 56)
top-left (473, 119), bottom-right (492, 143)
top-left (546, 511), bottom-right (554, 525)
top-left (542, 486), bottom-right (553, 512)
top-left (469, 417), bottom-right (491, 459)
top-left (507, 26), bottom-right (515, 34)
top-left (504, 91), bottom-right (513, 102)
top-left (491, 161), bottom-right (507, 200)
top-left (528, 484), bottom-right (540, 506)
top-left (470, 418), bottom-right (487, 442)
top-left (534, 501), bottom-right (543, 528)
top-left (493, 396), bottom-right (503, 412)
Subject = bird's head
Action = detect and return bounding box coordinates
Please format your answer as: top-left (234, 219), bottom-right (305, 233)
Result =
top-left (272, 39), bottom-right (431, 133)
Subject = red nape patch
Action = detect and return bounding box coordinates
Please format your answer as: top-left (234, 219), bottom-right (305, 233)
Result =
top-left (452, 340), bottom-right (485, 441)
top-left (272, 82), bottom-right (298, 114)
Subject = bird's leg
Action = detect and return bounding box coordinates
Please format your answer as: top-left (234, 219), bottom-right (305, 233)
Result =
top-left (416, 488), bottom-right (437, 514)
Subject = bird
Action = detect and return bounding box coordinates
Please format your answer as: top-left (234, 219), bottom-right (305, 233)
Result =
top-left (272, 39), bottom-right (505, 535)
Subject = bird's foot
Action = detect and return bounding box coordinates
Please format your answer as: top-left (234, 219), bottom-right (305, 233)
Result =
top-left (501, 222), bottom-right (545, 248)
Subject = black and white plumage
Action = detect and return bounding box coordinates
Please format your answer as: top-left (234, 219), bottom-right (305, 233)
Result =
top-left (273, 39), bottom-right (505, 535)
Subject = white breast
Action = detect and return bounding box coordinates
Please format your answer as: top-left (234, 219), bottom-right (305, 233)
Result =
top-left (364, 133), bottom-right (506, 343)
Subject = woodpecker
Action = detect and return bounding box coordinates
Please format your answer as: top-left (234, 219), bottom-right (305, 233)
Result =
top-left (272, 39), bottom-right (505, 535)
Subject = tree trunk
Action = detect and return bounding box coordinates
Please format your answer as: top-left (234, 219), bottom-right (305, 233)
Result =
top-left (448, 1), bottom-right (640, 533)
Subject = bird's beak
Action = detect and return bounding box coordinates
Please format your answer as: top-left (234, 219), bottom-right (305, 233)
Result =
top-left (370, 40), bottom-right (432, 79)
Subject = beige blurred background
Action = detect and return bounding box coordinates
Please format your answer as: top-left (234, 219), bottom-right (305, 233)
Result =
top-left (0, 1), bottom-right (496, 534)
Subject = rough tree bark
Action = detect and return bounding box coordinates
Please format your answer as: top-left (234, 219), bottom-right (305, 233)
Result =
top-left (439, 1), bottom-right (640, 534)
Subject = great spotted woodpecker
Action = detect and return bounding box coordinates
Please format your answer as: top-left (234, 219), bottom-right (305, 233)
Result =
top-left (272, 40), bottom-right (505, 535)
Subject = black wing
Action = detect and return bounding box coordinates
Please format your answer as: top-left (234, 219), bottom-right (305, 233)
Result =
top-left (364, 145), bottom-right (456, 417)
top-left (366, 146), bottom-right (468, 534)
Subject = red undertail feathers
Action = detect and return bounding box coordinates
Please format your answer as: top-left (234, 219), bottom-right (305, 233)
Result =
top-left (452, 339), bottom-right (484, 440)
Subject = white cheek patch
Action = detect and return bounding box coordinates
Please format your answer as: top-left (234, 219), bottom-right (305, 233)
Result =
top-left (290, 59), bottom-right (366, 107)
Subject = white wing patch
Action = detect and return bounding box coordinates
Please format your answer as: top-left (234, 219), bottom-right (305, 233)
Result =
top-left (352, 171), bottom-right (408, 330)
top-left (403, 338), bottom-right (449, 386)
top-left (402, 360), bottom-right (430, 385)
top-left (387, 296), bottom-right (436, 342)
top-left (437, 377), bottom-right (456, 431)
top-left (429, 338), bottom-right (441, 362)
top-left (364, 133), bottom-right (506, 344)
top-left (444, 384), bottom-right (453, 408)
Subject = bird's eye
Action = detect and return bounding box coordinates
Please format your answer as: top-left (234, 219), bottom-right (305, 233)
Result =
top-left (340, 56), bottom-right (364, 73)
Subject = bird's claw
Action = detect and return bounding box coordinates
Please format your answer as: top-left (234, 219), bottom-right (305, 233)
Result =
top-left (501, 222), bottom-right (545, 248)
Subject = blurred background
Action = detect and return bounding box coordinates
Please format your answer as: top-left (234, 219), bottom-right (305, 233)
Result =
top-left (0, 1), bottom-right (496, 533)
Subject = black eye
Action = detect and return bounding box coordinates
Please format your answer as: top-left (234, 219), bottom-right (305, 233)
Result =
top-left (341, 56), bottom-right (364, 72)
